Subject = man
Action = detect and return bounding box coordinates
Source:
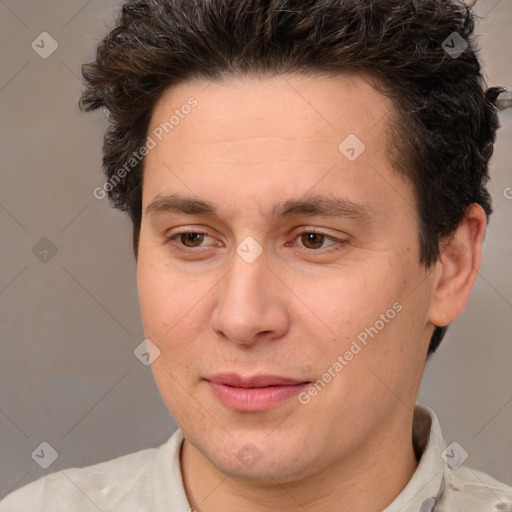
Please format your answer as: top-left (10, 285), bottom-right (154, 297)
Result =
top-left (2, 0), bottom-right (511, 510)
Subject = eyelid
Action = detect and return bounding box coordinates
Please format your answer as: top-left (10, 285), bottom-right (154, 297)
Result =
top-left (166, 225), bottom-right (218, 237)
top-left (294, 226), bottom-right (342, 237)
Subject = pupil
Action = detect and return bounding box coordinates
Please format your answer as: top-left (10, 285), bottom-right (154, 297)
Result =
top-left (302, 233), bottom-right (323, 249)
top-left (182, 233), bottom-right (204, 246)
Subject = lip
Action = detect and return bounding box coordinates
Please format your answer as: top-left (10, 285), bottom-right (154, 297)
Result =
top-left (205, 373), bottom-right (310, 412)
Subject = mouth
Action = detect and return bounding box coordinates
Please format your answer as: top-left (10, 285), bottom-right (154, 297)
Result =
top-left (204, 373), bottom-right (310, 412)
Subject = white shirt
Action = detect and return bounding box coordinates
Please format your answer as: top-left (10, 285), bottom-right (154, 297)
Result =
top-left (1, 403), bottom-right (511, 511)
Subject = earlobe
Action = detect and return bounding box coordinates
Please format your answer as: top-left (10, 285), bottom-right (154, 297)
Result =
top-left (428, 204), bottom-right (487, 328)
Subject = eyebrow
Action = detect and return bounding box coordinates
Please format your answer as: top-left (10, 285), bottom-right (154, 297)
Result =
top-left (145, 193), bottom-right (375, 223)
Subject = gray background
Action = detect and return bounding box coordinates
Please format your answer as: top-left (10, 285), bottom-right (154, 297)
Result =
top-left (0, 0), bottom-right (511, 499)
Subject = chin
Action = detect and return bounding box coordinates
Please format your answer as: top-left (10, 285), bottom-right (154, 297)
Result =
top-left (190, 428), bottom-right (318, 483)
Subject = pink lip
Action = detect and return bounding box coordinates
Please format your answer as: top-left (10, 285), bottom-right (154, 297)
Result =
top-left (205, 373), bottom-right (310, 412)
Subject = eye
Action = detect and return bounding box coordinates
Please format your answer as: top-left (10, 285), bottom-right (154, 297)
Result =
top-left (166, 230), bottom-right (218, 250)
top-left (292, 227), bottom-right (346, 252)
top-left (297, 232), bottom-right (332, 250)
top-left (177, 232), bottom-right (208, 247)
top-left (165, 227), bottom-right (346, 255)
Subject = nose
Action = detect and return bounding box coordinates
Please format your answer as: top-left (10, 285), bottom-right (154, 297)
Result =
top-left (210, 247), bottom-right (291, 346)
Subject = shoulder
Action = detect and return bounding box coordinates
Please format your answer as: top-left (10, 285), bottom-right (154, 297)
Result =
top-left (413, 403), bottom-right (512, 511)
top-left (0, 434), bottom-right (178, 512)
top-left (438, 465), bottom-right (512, 511)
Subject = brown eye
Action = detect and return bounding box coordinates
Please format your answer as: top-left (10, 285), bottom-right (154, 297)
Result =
top-left (300, 232), bottom-right (326, 249)
top-left (180, 232), bottom-right (205, 247)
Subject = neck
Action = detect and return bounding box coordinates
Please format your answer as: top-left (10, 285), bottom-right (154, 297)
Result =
top-left (180, 410), bottom-right (419, 512)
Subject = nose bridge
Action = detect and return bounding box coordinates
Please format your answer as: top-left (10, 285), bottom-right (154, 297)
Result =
top-left (222, 248), bottom-right (270, 317)
top-left (211, 245), bottom-right (289, 344)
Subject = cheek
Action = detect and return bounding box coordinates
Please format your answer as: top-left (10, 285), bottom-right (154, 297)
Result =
top-left (316, 264), bottom-right (426, 362)
top-left (136, 256), bottom-right (215, 354)
top-left (137, 261), bottom-right (169, 331)
top-left (318, 270), bottom-right (401, 332)
top-left (137, 257), bottom-right (186, 349)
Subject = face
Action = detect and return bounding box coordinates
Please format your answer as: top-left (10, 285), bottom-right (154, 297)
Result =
top-left (136, 73), bottom-right (435, 482)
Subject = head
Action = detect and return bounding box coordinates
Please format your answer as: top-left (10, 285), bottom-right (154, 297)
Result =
top-left (79, 0), bottom-right (502, 485)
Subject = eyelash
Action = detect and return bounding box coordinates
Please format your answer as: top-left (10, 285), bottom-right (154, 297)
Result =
top-left (165, 227), bottom-right (346, 255)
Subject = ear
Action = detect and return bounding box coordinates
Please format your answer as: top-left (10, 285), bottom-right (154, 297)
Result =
top-left (428, 204), bottom-right (487, 327)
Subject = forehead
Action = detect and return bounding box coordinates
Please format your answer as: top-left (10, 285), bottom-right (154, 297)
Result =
top-left (142, 73), bottom-right (411, 220)
top-left (149, 72), bottom-right (393, 148)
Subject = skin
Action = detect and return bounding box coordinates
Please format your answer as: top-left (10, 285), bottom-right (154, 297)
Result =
top-left (136, 73), bottom-right (486, 512)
